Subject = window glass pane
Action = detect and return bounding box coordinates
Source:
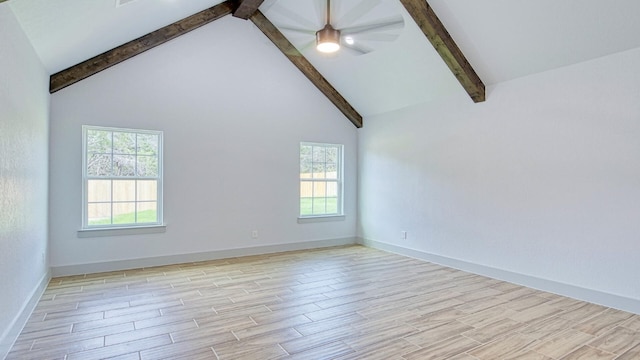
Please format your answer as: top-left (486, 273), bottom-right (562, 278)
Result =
top-left (87, 154), bottom-right (112, 176)
top-left (326, 163), bottom-right (338, 179)
top-left (326, 181), bottom-right (338, 197)
top-left (88, 180), bottom-right (111, 202)
top-left (300, 145), bottom-right (312, 179)
top-left (312, 146), bottom-right (325, 162)
top-left (88, 203), bottom-right (111, 225)
top-left (137, 155), bottom-right (158, 177)
top-left (312, 162), bottom-right (325, 179)
top-left (313, 182), bottom-right (327, 197)
top-left (300, 145), bottom-right (312, 161)
top-left (113, 132), bottom-right (136, 155)
top-left (312, 198), bottom-right (326, 214)
top-left (87, 130), bottom-right (112, 154)
top-left (113, 202), bottom-right (136, 224)
top-left (137, 180), bottom-right (157, 201)
top-left (300, 198), bottom-right (312, 216)
top-left (326, 147), bottom-right (338, 163)
top-left (136, 202), bottom-right (157, 223)
top-left (113, 155), bottom-right (136, 176)
top-left (113, 180), bottom-right (135, 201)
top-left (300, 181), bottom-right (313, 198)
top-left (300, 163), bottom-right (312, 178)
top-left (137, 134), bottom-right (158, 156)
top-left (325, 197), bottom-right (338, 214)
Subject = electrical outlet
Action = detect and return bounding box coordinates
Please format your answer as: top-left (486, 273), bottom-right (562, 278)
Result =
top-left (401, 231), bottom-right (407, 240)
top-left (251, 230), bottom-right (259, 239)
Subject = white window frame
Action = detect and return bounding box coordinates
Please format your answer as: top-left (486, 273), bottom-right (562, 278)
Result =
top-left (81, 125), bottom-right (163, 230)
top-left (299, 142), bottom-right (344, 218)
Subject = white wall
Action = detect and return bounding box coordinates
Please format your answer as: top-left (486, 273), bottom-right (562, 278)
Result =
top-left (359, 47), bottom-right (640, 312)
top-left (49, 16), bottom-right (358, 273)
top-left (0, 4), bottom-right (50, 357)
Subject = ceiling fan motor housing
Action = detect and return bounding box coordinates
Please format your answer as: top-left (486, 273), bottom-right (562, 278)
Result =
top-left (316, 24), bottom-right (341, 53)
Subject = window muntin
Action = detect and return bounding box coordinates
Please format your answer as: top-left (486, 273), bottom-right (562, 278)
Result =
top-left (82, 126), bottom-right (163, 228)
top-left (300, 142), bottom-right (343, 217)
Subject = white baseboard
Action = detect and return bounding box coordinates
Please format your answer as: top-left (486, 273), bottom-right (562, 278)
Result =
top-left (359, 238), bottom-right (640, 315)
top-left (1, 270), bottom-right (50, 360)
top-left (52, 237), bottom-right (358, 277)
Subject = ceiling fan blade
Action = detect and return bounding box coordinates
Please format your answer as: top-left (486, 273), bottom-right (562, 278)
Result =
top-left (334, 0), bottom-right (383, 29)
top-left (339, 17), bottom-right (404, 35)
top-left (342, 42), bottom-right (373, 55)
top-left (349, 33), bottom-right (400, 42)
top-left (259, 0), bottom-right (279, 13)
top-left (269, 1), bottom-right (321, 30)
top-left (279, 26), bottom-right (316, 35)
top-left (292, 40), bottom-right (317, 55)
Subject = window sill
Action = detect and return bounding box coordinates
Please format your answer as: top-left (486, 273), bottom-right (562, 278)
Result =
top-left (297, 215), bottom-right (345, 224)
top-left (77, 224), bottom-right (167, 238)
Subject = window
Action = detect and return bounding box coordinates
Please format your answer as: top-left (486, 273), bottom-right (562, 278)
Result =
top-left (82, 126), bottom-right (163, 229)
top-left (300, 142), bottom-right (343, 217)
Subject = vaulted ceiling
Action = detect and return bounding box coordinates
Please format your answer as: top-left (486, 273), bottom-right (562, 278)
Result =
top-left (8, 0), bottom-right (640, 124)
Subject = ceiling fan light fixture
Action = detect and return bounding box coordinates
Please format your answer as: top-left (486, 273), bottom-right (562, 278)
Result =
top-left (316, 24), bottom-right (341, 53)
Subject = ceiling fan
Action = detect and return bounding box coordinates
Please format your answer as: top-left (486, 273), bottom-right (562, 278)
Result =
top-left (261, 0), bottom-right (405, 56)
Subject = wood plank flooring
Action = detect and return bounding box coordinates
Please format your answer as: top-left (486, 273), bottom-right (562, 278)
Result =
top-left (7, 245), bottom-right (640, 359)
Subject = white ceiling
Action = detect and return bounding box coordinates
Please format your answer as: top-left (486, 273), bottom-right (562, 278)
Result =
top-left (8, 0), bottom-right (640, 117)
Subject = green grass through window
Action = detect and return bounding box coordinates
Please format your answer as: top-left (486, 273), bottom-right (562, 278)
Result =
top-left (300, 197), bottom-right (338, 216)
top-left (89, 209), bottom-right (157, 225)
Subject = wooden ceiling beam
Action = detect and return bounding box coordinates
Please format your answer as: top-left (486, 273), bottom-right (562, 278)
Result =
top-left (249, 10), bottom-right (363, 128)
top-left (232, 0), bottom-right (264, 20)
top-left (399, 0), bottom-right (485, 102)
top-left (49, 1), bottom-right (236, 93)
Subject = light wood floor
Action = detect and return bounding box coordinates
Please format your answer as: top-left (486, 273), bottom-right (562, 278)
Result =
top-left (7, 245), bottom-right (640, 360)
